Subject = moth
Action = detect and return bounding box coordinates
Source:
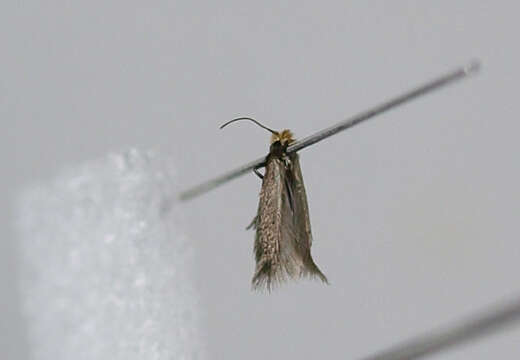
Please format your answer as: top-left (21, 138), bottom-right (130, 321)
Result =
top-left (221, 118), bottom-right (328, 290)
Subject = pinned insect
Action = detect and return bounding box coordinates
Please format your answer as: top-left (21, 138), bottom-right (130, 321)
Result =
top-left (220, 118), bottom-right (327, 290)
top-left (179, 61), bottom-right (480, 291)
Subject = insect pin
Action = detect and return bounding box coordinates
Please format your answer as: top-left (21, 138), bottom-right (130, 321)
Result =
top-left (220, 118), bottom-right (328, 291)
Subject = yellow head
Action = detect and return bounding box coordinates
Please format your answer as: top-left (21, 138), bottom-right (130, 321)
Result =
top-left (270, 129), bottom-right (295, 146)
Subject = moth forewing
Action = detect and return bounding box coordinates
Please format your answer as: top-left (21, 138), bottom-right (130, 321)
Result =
top-left (286, 153), bottom-right (327, 283)
top-left (252, 137), bottom-right (327, 291)
top-left (288, 153), bottom-right (312, 244)
top-left (252, 153), bottom-right (285, 290)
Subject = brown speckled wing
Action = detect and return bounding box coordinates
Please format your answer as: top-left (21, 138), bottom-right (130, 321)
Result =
top-left (252, 153), bottom-right (285, 290)
top-left (252, 152), bottom-right (327, 291)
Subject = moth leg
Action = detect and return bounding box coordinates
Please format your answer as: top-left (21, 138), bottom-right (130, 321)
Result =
top-left (284, 178), bottom-right (295, 212)
top-left (253, 167), bottom-right (264, 179)
top-left (246, 215), bottom-right (258, 230)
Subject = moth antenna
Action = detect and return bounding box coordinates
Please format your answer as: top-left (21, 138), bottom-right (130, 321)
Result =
top-left (220, 117), bottom-right (278, 135)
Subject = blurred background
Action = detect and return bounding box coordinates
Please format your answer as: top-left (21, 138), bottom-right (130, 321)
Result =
top-left (2, 1), bottom-right (519, 359)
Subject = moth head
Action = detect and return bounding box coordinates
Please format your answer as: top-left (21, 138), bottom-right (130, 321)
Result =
top-left (270, 129), bottom-right (295, 147)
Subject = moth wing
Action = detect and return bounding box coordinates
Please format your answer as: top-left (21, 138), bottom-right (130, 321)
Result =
top-left (287, 153), bottom-right (313, 246)
top-left (277, 157), bottom-right (304, 280)
top-left (252, 155), bottom-right (285, 290)
top-left (283, 153), bottom-right (328, 283)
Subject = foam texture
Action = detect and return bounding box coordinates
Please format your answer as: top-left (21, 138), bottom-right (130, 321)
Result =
top-left (15, 149), bottom-right (205, 360)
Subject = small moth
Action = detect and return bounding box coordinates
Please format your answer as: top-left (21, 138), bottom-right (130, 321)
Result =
top-left (221, 118), bottom-right (328, 290)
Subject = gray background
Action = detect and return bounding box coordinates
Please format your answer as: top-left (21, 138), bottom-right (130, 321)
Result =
top-left (2, 1), bottom-right (519, 359)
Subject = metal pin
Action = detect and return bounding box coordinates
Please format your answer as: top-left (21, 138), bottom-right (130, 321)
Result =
top-left (179, 60), bottom-right (480, 201)
top-left (360, 295), bottom-right (520, 360)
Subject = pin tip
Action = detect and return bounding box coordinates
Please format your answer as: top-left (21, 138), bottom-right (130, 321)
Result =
top-left (464, 59), bottom-right (481, 75)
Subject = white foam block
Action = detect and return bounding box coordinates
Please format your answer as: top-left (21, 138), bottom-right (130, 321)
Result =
top-left (16, 149), bottom-right (205, 360)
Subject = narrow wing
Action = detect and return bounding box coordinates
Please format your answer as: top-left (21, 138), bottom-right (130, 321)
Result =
top-left (285, 153), bottom-right (327, 283)
top-left (252, 154), bottom-right (285, 290)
